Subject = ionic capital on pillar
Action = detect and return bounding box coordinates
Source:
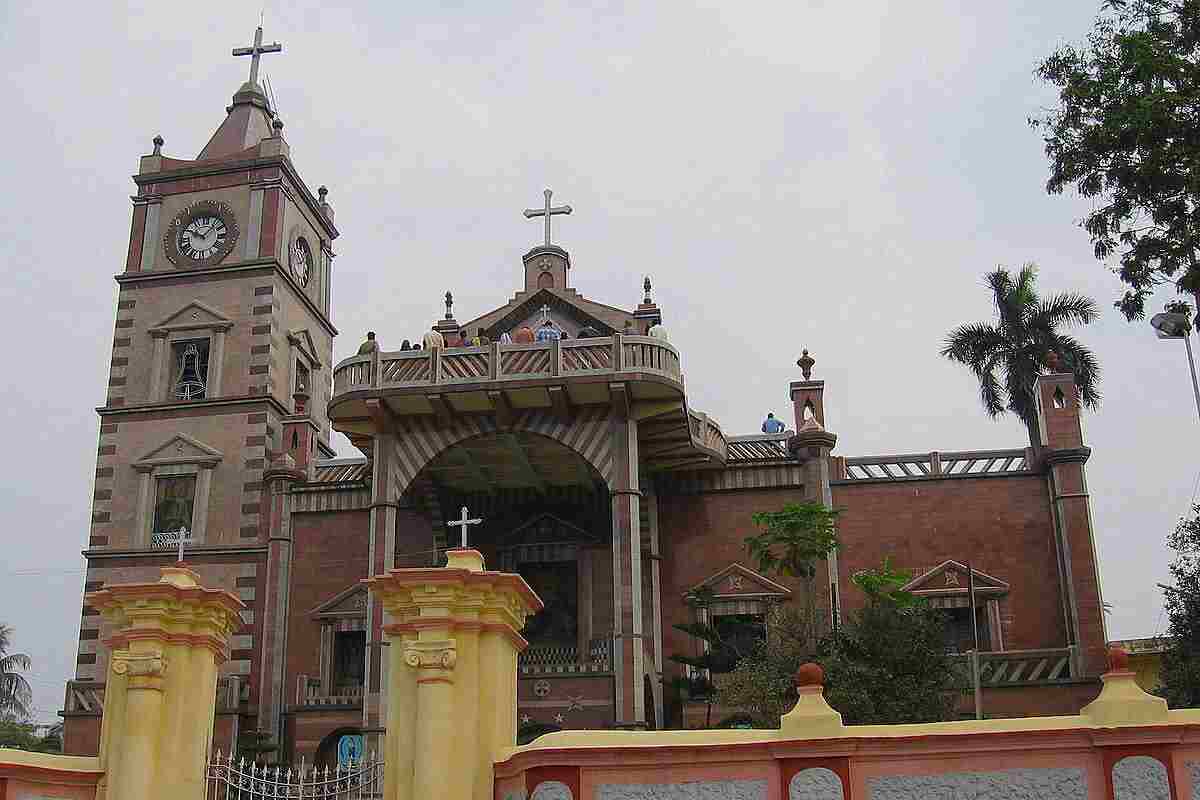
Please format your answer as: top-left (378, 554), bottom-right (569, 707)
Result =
top-left (110, 648), bottom-right (167, 691)
top-left (403, 640), bottom-right (457, 683)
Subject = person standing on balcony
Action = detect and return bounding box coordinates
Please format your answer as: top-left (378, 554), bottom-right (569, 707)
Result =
top-left (536, 321), bottom-right (561, 342)
top-left (357, 331), bottom-right (378, 355)
top-left (762, 412), bottom-right (786, 434)
top-left (514, 326), bottom-right (535, 343)
top-left (423, 325), bottom-right (445, 351)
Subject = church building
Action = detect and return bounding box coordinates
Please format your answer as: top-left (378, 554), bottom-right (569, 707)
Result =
top-left (61, 31), bottom-right (1110, 764)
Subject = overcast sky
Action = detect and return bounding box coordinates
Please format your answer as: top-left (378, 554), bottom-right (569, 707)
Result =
top-left (2, 1), bottom-right (1196, 721)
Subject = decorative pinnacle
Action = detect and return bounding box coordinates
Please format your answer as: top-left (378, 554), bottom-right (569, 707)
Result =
top-left (643, 276), bottom-right (652, 304)
top-left (272, 117), bottom-right (284, 133)
top-left (444, 291), bottom-right (454, 320)
top-left (152, 134), bottom-right (164, 155)
top-left (318, 185), bottom-right (329, 203)
top-left (797, 349), bottom-right (815, 380)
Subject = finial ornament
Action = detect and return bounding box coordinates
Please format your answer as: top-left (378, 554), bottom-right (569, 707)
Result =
top-left (444, 291), bottom-right (454, 320)
top-left (152, 135), bottom-right (164, 155)
top-left (797, 349), bottom-right (815, 380)
top-left (232, 25), bottom-right (283, 89)
top-left (643, 276), bottom-right (652, 304)
top-left (318, 185), bottom-right (328, 203)
top-left (272, 117), bottom-right (284, 133)
top-left (523, 188), bottom-right (572, 247)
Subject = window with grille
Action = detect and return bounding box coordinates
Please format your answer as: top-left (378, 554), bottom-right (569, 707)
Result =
top-left (171, 339), bottom-right (210, 400)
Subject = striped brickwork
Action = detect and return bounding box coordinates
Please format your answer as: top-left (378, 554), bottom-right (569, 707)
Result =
top-left (382, 407), bottom-right (616, 497)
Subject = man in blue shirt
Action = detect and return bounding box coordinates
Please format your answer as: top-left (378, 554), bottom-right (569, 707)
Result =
top-left (761, 412), bottom-right (785, 434)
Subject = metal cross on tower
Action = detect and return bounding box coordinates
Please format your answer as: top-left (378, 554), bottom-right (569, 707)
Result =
top-left (233, 26), bottom-right (283, 88)
top-left (523, 188), bottom-right (572, 247)
top-left (448, 506), bottom-right (482, 549)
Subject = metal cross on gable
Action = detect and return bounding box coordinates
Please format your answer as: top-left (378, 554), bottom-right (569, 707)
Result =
top-left (539, 303), bottom-right (552, 323)
top-left (523, 188), bottom-right (572, 247)
top-left (233, 25), bottom-right (283, 88)
top-left (448, 506), bottom-right (482, 549)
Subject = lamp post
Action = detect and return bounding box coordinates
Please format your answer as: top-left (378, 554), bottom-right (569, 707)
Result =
top-left (1150, 311), bottom-right (1200, 422)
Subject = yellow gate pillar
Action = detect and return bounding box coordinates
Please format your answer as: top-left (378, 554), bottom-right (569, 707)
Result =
top-left (88, 566), bottom-right (245, 800)
top-left (366, 547), bottom-right (542, 800)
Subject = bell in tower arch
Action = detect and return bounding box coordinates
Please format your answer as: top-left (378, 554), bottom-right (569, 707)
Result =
top-left (173, 341), bottom-right (209, 400)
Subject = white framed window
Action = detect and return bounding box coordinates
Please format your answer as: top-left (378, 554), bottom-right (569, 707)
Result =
top-left (134, 434), bottom-right (223, 549)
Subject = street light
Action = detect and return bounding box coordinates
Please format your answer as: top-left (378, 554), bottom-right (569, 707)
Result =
top-left (1150, 311), bottom-right (1200, 421)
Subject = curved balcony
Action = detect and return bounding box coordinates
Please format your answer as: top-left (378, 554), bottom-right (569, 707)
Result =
top-left (333, 335), bottom-right (682, 396)
top-left (329, 335), bottom-right (728, 469)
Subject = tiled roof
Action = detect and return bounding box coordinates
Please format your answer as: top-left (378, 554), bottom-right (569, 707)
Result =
top-left (311, 458), bottom-right (369, 484)
top-left (725, 434), bottom-right (793, 463)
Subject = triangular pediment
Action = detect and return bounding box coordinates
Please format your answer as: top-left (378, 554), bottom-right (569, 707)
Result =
top-left (466, 288), bottom-right (635, 340)
top-left (151, 300), bottom-right (234, 333)
top-left (288, 329), bottom-right (323, 369)
top-left (135, 434), bottom-right (223, 469)
top-left (311, 584), bottom-right (368, 618)
top-left (687, 563), bottom-right (792, 600)
top-left (902, 560), bottom-right (1009, 595)
top-left (500, 513), bottom-right (601, 547)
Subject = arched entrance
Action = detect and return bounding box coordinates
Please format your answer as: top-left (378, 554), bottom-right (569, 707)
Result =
top-left (407, 430), bottom-right (622, 730)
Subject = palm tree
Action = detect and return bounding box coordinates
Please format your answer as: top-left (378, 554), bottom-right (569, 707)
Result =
top-left (0, 624), bottom-right (32, 719)
top-left (941, 264), bottom-right (1100, 445)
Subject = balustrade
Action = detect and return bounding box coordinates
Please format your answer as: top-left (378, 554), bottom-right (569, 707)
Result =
top-left (836, 448), bottom-right (1032, 482)
top-left (332, 335), bottom-right (684, 393)
top-left (294, 675), bottom-right (365, 707)
top-left (518, 638), bottom-right (612, 675)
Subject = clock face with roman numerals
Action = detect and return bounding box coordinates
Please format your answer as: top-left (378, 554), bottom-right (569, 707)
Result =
top-left (179, 214), bottom-right (228, 261)
top-left (163, 200), bottom-right (240, 268)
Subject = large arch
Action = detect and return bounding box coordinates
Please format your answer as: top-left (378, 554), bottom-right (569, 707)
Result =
top-left (378, 406), bottom-right (616, 499)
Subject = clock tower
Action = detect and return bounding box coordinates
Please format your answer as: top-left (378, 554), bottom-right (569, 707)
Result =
top-left (69, 27), bottom-right (339, 752)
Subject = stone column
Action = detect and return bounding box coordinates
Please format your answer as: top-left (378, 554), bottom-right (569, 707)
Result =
top-left (88, 566), bottom-right (244, 800)
top-left (366, 547), bottom-right (541, 800)
top-left (256, 455), bottom-right (304, 743)
top-left (364, 404), bottom-right (400, 739)
top-left (788, 409), bottom-right (839, 626)
top-left (608, 384), bottom-right (645, 727)
top-left (149, 330), bottom-right (169, 402)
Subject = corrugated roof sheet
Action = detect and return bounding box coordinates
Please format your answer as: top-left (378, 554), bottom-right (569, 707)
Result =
top-left (311, 458), bottom-right (369, 484)
top-left (725, 435), bottom-right (793, 463)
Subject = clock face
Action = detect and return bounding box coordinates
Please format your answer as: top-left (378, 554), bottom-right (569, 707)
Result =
top-left (163, 200), bottom-right (239, 268)
top-left (290, 235), bottom-right (313, 287)
top-left (178, 215), bottom-right (228, 262)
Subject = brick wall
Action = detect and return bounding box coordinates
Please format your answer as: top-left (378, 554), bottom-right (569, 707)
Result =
top-left (832, 474), bottom-right (1068, 651)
